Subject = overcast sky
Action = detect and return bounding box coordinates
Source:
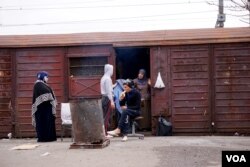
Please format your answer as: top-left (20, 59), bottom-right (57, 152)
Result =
top-left (0, 0), bottom-right (249, 35)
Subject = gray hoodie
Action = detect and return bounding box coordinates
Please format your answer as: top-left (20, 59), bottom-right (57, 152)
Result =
top-left (100, 64), bottom-right (114, 103)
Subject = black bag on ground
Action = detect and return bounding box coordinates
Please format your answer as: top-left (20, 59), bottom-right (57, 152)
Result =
top-left (156, 116), bottom-right (172, 136)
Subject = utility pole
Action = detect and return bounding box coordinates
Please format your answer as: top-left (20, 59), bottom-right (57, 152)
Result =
top-left (215, 0), bottom-right (225, 28)
top-left (248, 0), bottom-right (250, 26)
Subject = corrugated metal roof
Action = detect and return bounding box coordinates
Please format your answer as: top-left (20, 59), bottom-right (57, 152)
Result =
top-left (0, 27), bottom-right (250, 48)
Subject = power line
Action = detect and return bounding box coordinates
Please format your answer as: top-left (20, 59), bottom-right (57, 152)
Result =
top-left (0, 0), bottom-right (114, 8)
top-left (0, 17), bottom-right (220, 35)
top-left (1, 1), bottom-right (213, 11)
top-left (0, 10), bottom-right (217, 27)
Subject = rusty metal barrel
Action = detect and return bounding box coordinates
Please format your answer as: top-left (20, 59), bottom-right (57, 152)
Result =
top-left (69, 98), bottom-right (109, 149)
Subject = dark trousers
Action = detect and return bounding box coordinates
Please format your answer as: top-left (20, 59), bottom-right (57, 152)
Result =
top-left (101, 96), bottom-right (112, 134)
top-left (118, 109), bottom-right (140, 135)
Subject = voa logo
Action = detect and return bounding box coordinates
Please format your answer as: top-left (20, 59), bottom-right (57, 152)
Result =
top-left (226, 154), bottom-right (246, 163)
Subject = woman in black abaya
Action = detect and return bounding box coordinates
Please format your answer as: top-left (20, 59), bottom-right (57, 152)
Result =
top-left (32, 71), bottom-right (57, 142)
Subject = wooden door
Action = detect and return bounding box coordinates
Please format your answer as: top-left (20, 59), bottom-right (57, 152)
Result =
top-left (67, 45), bottom-right (115, 99)
top-left (170, 45), bottom-right (211, 133)
top-left (150, 45), bottom-right (211, 134)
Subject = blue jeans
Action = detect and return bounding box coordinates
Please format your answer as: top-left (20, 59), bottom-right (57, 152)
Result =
top-left (118, 109), bottom-right (140, 135)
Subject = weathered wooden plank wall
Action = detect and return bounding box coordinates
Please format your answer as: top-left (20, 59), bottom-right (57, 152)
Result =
top-left (1, 30), bottom-right (250, 137)
top-left (15, 48), bottom-right (66, 137)
top-left (213, 43), bottom-right (250, 133)
top-left (150, 43), bottom-right (250, 135)
top-left (170, 45), bottom-right (211, 133)
top-left (0, 50), bottom-right (12, 138)
top-left (150, 47), bottom-right (169, 134)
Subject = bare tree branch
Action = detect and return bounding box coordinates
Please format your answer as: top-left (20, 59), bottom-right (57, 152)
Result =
top-left (208, 0), bottom-right (250, 25)
top-left (230, 0), bottom-right (246, 8)
top-left (207, 0), bottom-right (248, 10)
top-left (206, 1), bottom-right (216, 6)
top-left (226, 12), bottom-right (249, 16)
top-left (228, 8), bottom-right (247, 11)
top-left (240, 0), bottom-right (247, 5)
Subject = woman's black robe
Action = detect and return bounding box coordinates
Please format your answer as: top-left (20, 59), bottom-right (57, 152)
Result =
top-left (32, 81), bottom-right (57, 142)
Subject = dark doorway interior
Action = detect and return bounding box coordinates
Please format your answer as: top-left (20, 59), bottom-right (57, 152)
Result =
top-left (114, 47), bottom-right (151, 132)
top-left (115, 47), bottom-right (150, 80)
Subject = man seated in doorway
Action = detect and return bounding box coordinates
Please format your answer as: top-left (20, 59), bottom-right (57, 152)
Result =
top-left (107, 79), bottom-right (141, 142)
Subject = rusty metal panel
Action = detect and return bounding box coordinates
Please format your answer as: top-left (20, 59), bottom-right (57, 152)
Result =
top-left (170, 45), bottom-right (211, 133)
top-left (67, 46), bottom-right (114, 99)
top-left (0, 50), bottom-right (12, 138)
top-left (214, 43), bottom-right (250, 134)
top-left (15, 48), bottom-right (65, 137)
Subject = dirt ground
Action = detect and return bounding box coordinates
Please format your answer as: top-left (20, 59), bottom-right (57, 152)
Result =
top-left (0, 136), bottom-right (249, 167)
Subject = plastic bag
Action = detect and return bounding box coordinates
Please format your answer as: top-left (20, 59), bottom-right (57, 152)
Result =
top-left (156, 116), bottom-right (172, 136)
top-left (154, 72), bottom-right (165, 88)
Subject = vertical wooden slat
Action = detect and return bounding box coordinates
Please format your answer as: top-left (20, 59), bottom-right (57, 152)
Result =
top-left (15, 48), bottom-right (65, 137)
top-left (0, 50), bottom-right (12, 138)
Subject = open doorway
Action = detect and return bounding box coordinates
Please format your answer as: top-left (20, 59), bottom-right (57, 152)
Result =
top-left (115, 47), bottom-right (150, 79)
top-left (114, 47), bottom-right (151, 132)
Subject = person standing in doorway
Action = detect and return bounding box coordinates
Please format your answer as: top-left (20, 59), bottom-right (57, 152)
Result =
top-left (133, 69), bottom-right (151, 130)
top-left (100, 64), bottom-right (115, 137)
top-left (32, 71), bottom-right (57, 142)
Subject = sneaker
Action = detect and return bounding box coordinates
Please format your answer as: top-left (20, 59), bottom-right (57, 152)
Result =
top-left (107, 130), bottom-right (119, 137)
top-left (121, 136), bottom-right (128, 142)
